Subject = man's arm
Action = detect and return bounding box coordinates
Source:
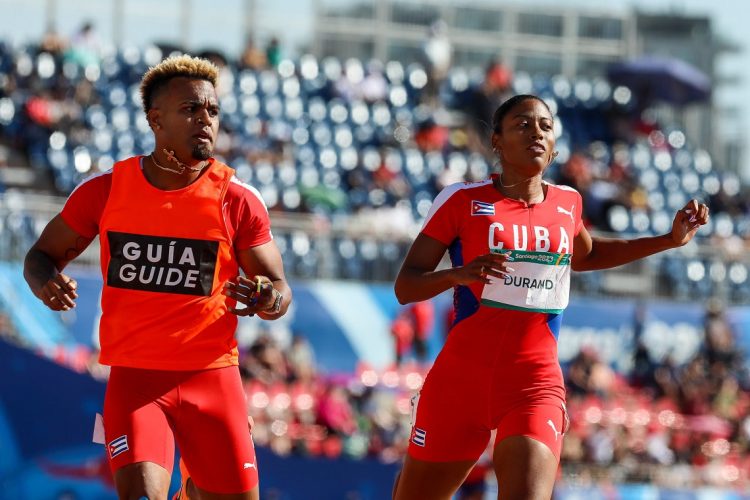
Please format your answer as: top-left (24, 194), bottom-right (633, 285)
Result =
top-left (24, 215), bottom-right (94, 311)
top-left (223, 240), bottom-right (292, 320)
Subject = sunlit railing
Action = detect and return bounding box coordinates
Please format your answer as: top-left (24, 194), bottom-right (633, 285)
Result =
top-left (1, 192), bottom-right (748, 303)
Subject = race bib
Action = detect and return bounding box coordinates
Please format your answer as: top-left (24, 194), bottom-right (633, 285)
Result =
top-left (480, 249), bottom-right (571, 313)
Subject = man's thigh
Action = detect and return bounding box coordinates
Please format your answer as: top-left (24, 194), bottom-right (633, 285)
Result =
top-left (173, 366), bottom-right (258, 495)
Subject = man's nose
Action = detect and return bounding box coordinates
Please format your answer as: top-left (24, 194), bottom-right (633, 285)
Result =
top-left (196, 108), bottom-right (210, 124)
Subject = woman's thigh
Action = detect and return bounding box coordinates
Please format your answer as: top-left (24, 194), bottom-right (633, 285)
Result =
top-left (393, 455), bottom-right (477, 500)
top-left (493, 435), bottom-right (558, 500)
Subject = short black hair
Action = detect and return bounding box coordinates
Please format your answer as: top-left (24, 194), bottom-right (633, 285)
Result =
top-left (491, 94), bottom-right (551, 133)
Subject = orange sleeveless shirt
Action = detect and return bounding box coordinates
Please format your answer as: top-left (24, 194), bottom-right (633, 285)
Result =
top-left (97, 157), bottom-right (240, 370)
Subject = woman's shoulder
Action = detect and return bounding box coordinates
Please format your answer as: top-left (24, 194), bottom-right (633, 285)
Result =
top-left (425, 180), bottom-right (494, 222)
top-left (436, 179), bottom-right (495, 201)
top-left (544, 180), bottom-right (578, 192)
top-left (545, 181), bottom-right (582, 198)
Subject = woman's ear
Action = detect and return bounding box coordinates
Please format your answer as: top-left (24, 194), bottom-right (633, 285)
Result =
top-left (491, 133), bottom-right (500, 155)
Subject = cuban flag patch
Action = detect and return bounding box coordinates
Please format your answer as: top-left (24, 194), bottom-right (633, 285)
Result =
top-left (108, 435), bottom-right (129, 458)
top-left (471, 200), bottom-right (495, 216)
top-left (411, 427), bottom-right (427, 447)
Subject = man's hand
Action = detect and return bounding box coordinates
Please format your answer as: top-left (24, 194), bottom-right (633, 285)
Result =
top-left (223, 275), bottom-right (278, 316)
top-left (39, 273), bottom-right (78, 311)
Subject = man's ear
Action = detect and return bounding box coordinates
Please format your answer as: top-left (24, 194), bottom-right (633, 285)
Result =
top-left (147, 109), bottom-right (161, 130)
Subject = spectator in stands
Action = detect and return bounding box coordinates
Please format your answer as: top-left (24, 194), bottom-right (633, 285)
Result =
top-left (39, 25), bottom-right (67, 56)
top-left (566, 346), bottom-right (615, 398)
top-left (392, 94), bottom-right (709, 500)
top-left (704, 299), bottom-right (739, 368)
top-left (414, 117), bottom-right (449, 152)
top-left (360, 60), bottom-right (388, 103)
top-left (631, 339), bottom-right (660, 393)
top-left (421, 20), bottom-right (451, 105)
top-left (679, 356), bottom-right (713, 415)
top-left (287, 334), bottom-right (316, 383)
top-left (241, 333), bottom-right (290, 385)
top-left (653, 353), bottom-right (681, 401)
top-left (585, 422), bottom-right (616, 465)
top-left (265, 37), bottom-right (282, 68)
top-left (461, 59), bottom-right (513, 148)
top-left (317, 384), bottom-right (356, 437)
top-left (239, 36), bottom-right (267, 71)
top-left (390, 310), bottom-right (414, 366)
top-left (390, 300), bottom-right (435, 366)
top-left (65, 21), bottom-right (100, 68)
top-left (198, 50), bottom-right (234, 98)
top-left (23, 54), bottom-right (291, 500)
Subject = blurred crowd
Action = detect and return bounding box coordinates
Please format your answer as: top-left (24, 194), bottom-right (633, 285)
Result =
top-left (562, 301), bottom-right (750, 490)
top-left (239, 332), bottom-right (415, 463)
top-left (1, 25), bottom-right (750, 303)
top-left (1, 23), bottom-right (748, 240)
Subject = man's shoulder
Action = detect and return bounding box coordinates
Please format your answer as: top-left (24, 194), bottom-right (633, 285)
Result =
top-left (69, 168), bottom-right (113, 198)
top-left (226, 175), bottom-right (267, 211)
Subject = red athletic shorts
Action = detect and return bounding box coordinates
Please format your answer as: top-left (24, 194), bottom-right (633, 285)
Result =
top-left (407, 308), bottom-right (569, 462)
top-left (103, 365), bottom-right (258, 494)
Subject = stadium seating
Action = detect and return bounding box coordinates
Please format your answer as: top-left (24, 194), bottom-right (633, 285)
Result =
top-left (0, 44), bottom-right (748, 297)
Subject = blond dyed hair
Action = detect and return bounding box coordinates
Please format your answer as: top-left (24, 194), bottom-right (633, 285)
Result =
top-left (139, 54), bottom-right (219, 112)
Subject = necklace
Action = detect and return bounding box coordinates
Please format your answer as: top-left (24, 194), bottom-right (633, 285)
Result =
top-left (150, 151), bottom-right (207, 175)
top-left (496, 173), bottom-right (545, 204)
top-left (497, 173), bottom-right (535, 189)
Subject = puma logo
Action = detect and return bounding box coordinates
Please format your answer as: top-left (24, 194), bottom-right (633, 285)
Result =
top-left (243, 462), bottom-right (255, 469)
top-left (547, 419), bottom-right (562, 441)
top-left (557, 205), bottom-right (575, 224)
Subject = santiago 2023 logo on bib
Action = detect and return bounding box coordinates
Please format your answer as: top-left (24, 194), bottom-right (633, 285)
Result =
top-left (106, 231), bottom-right (218, 296)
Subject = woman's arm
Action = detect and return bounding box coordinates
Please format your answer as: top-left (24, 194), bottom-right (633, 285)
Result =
top-left (572, 199), bottom-right (709, 272)
top-left (394, 233), bottom-right (510, 304)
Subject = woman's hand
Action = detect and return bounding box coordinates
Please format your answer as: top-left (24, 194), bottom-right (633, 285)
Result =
top-left (452, 252), bottom-right (513, 285)
top-left (671, 199), bottom-right (709, 247)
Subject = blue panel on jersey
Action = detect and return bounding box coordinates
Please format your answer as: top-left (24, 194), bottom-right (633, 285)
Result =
top-left (454, 286), bottom-right (479, 326)
top-left (448, 239), bottom-right (479, 326)
top-left (547, 312), bottom-right (563, 340)
top-left (448, 238), bottom-right (464, 267)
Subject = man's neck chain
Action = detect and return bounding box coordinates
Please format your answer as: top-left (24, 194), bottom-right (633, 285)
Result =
top-left (150, 150), bottom-right (207, 175)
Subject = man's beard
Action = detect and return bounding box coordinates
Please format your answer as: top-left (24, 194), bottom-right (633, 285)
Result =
top-left (192, 143), bottom-right (212, 161)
